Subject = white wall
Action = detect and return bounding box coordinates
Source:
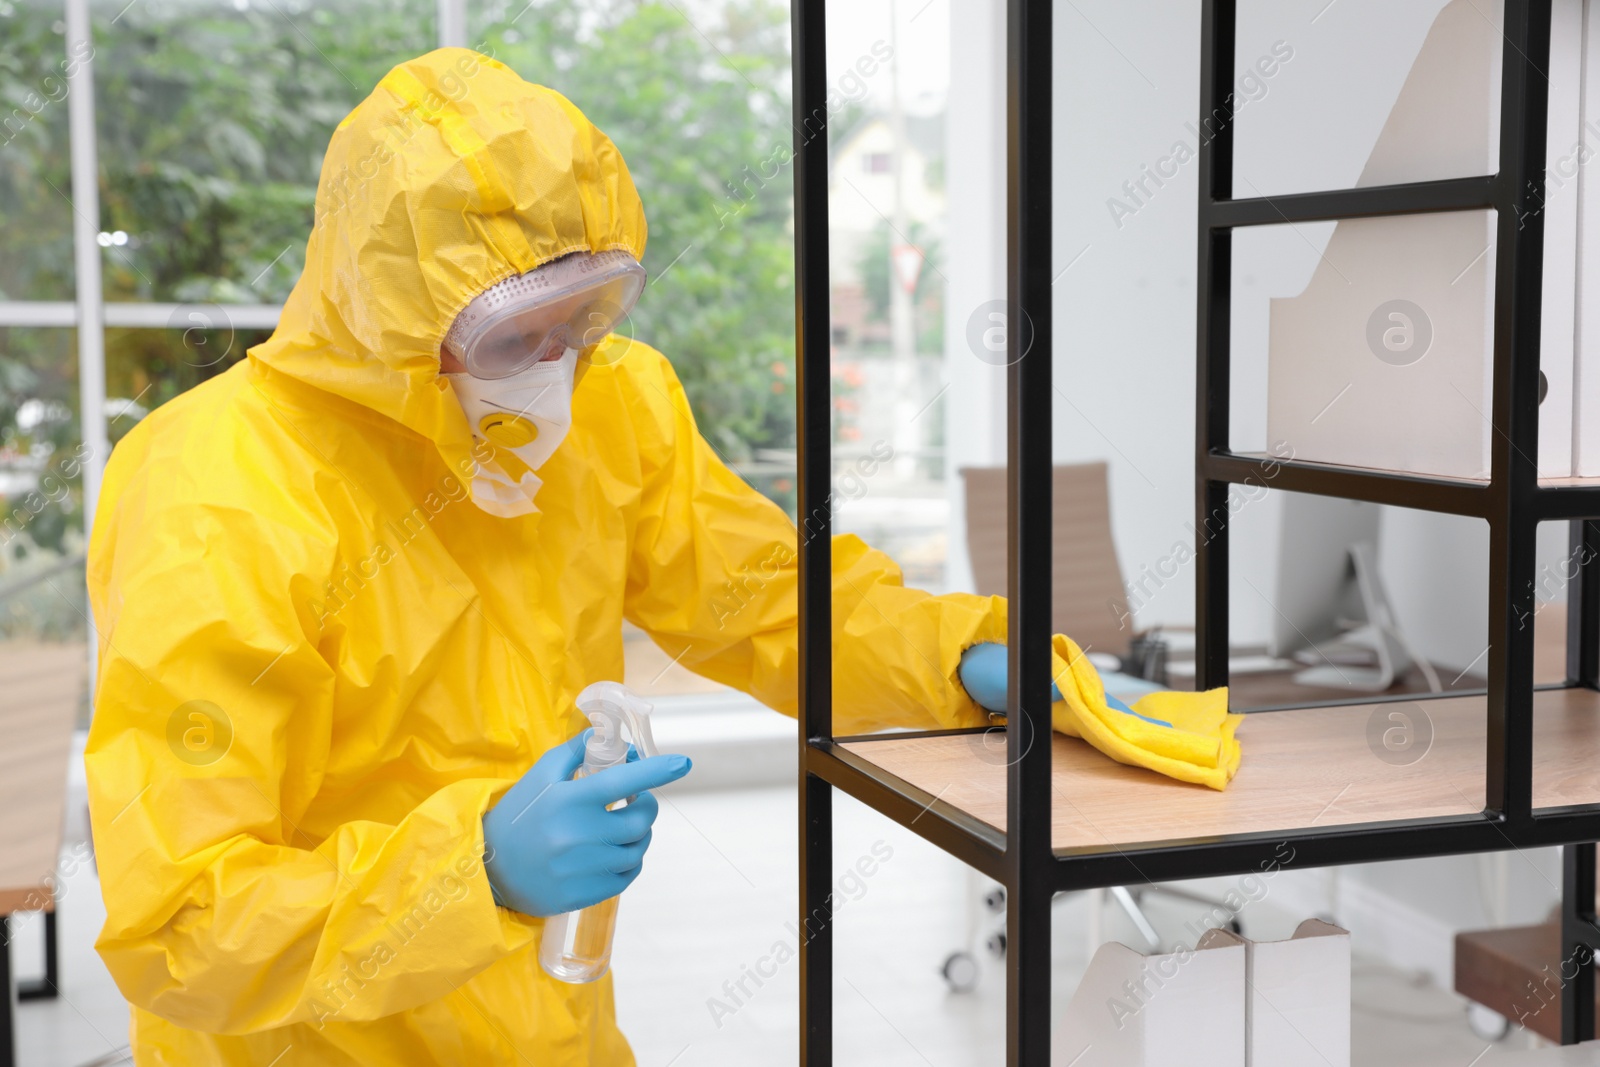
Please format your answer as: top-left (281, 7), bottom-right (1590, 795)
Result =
top-left (1031, 0), bottom-right (1580, 982)
top-left (1049, 0), bottom-right (1211, 633)
top-left (941, 0), bottom-right (1009, 595)
top-left (1047, 0), bottom-right (1479, 643)
top-left (951, 0), bottom-right (1464, 644)
top-left (1047, 0), bottom-right (1575, 671)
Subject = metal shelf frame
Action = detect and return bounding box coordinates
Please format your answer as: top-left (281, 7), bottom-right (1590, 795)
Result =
top-left (792, 1), bottom-right (1600, 1061)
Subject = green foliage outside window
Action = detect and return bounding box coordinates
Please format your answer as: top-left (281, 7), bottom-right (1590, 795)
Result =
top-left (0, 0), bottom-right (800, 637)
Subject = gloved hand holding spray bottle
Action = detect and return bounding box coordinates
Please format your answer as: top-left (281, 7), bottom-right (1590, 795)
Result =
top-left (540, 682), bottom-right (665, 982)
top-left (483, 682), bottom-right (691, 984)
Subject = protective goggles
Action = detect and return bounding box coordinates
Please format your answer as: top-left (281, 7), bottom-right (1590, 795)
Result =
top-left (442, 250), bottom-right (647, 379)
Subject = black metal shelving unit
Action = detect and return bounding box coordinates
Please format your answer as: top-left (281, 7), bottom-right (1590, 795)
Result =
top-left (791, 0), bottom-right (1600, 1061)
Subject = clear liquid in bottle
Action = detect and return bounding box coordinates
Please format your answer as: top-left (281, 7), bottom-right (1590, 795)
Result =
top-left (539, 889), bottom-right (622, 983)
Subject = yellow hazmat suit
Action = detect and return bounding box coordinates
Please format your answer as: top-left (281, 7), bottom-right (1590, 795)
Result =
top-left (84, 48), bottom-right (1237, 1065)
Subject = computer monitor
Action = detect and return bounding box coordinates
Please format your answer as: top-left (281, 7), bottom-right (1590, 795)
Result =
top-left (1270, 491), bottom-right (1415, 691)
top-left (1271, 492), bottom-right (1378, 652)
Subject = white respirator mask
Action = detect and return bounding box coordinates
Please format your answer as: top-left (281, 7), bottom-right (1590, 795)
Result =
top-left (441, 251), bottom-right (647, 517)
top-left (445, 348), bottom-right (578, 517)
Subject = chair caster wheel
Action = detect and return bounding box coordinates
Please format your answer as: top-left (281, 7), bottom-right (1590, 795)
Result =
top-left (1466, 1003), bottom-right (1509, 1041)
top-left (941, 951), bottom-right (979, 993)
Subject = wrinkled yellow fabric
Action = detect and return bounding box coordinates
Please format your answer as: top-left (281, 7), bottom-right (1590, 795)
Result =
top-left (1051, 635), bottom-right (1242, 790)
top-left (83, 47), bottom-right (1238, 1066)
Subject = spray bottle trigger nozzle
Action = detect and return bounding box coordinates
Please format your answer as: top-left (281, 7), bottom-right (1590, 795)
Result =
top-left (575, 681), bottom-right (659, 771)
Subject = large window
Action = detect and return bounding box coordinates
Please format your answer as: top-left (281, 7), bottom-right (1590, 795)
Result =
top-left (0, 0), bottom-right (800, 704)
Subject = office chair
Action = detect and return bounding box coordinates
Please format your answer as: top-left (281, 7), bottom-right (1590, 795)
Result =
top-left (960, 462), bottom-right (1136, 661)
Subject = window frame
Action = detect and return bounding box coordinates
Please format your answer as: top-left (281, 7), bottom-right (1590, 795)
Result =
top-left (0, 0), bottom-right (465, 690)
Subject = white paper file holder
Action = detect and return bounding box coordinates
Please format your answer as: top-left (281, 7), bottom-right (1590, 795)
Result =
top-left (1052, 928), bottom-right (1246, 1067)
top-left (1212, 918), bottom-right (1352, 1066)
top-left (1052, 919), bottom-right (1351, 1065)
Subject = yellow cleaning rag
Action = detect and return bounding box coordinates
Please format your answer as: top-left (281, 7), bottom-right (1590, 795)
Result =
top-left (1050, 634), bottom-right (1243, 790)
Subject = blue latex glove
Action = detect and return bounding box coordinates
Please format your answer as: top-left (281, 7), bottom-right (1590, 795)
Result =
top-left (483, 729), bottom-right (693, 917)
top-left (958, 642), bottom-right (1174, 725)
top-left (958, 642), bottom-right (1062, 713)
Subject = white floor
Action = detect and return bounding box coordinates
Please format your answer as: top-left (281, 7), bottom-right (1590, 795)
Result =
top-left (9, 780), bottom-right (1569, 1066)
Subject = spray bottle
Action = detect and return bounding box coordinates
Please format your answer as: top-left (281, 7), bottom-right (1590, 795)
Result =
top-left (539, 681), bottom-right (660, 983)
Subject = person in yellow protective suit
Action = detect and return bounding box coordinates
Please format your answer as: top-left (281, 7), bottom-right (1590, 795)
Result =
top-left (83, 48), bottom-right (1238, 1066)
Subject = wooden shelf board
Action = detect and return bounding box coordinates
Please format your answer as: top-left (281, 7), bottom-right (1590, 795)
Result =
top-left (838, 688), bottom-right (1600, 852)
top-left (1225, 450), bottom-right (1488, 485)
top-left (1228, 451), bottom-right (1600, 491)
top-left (1226, 453), bottom-right (1600, 490)
top-left (1455, 921), bottom-right (1595, 1044)
top-left (0, 640), bottom-right (84, 914)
